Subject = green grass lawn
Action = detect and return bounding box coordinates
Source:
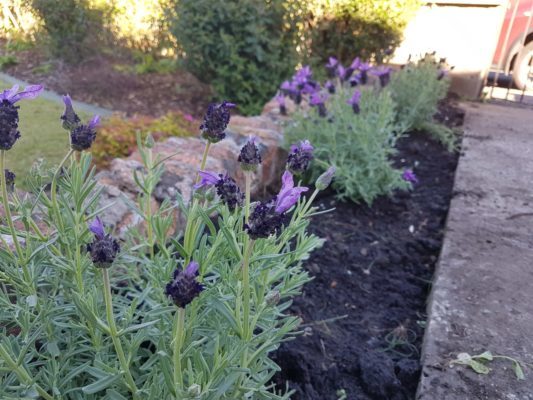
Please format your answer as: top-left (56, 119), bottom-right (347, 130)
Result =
top-left (1, 82), bottom-right (90, 183)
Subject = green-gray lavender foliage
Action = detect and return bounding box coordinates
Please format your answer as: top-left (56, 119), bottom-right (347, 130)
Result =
top-left (387, 53), bottom-right (456, 149)
top-left (284, 87), bottom-right (409, 205)
top-left (0, 121), bottom-right (325, 397)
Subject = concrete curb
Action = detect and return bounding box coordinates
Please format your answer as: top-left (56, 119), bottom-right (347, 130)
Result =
top-left (417, 102), bottom-right (533, 399)
top-left (0, 72), bottom-right (113, 117)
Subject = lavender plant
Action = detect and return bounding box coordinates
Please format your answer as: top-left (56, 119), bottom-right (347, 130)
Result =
top-left (387, 53), bottom-right (456, 149)
top-left (281, 65), bottom-right (408, 204)
top-left (0, 92), bottom-right (331, 398)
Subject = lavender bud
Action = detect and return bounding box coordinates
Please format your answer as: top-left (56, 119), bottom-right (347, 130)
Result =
top-left (287, 140), bottom-right (314, 175)
top-left (61, 95), bottom-right (81, 131)
top-left (316, 166), bottom-right (336, 190)
top-left (265, 290), bottom-right (280, 306)
top-left (200, 101), bottom-right (236, 143)
top-left (165, 261), bottom-right (204, 308)
top-left (238, 136), bottom-right (261, 171)
top-left (87, 217), bottom-right (120, 269)
top-left (144, 134), bottom-right (155, 149)
top-left (4, 169), bottom-right (15, 193)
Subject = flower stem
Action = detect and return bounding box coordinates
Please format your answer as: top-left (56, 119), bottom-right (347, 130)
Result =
top-left (195, 141), bottom-right (211, 184)
top-left (0, 344), bottom-right (53, 400)
top-left (242, 239), bottom-right (255, 341)
top-left (102, 268), bottom-right (139, 399)
top-left (244, 171), bottom-right (251, 225)
top-left (50, 149), bottom-right (74, 233)
top-left (146, 147), bottom-right (154, 258)
top-left (0, 150), bottom-right (24, 262)
top-left (172, 307), bottom-right (186, 395)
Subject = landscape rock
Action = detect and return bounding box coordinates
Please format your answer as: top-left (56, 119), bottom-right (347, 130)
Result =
top-left (95, 101), bottom-right (288, 235)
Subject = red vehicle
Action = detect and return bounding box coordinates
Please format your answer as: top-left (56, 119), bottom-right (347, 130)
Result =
top-left (492, 0), bottom-right (533, 89)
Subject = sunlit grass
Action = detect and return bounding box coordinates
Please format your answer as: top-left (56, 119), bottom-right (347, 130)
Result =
top-left (0, 81), bottom-right (90, 183)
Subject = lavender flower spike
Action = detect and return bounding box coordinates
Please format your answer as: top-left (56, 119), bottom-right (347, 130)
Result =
top-left (61, 94), bottom-right (81, 131)
top-left (347, 90), bottom-right (362, 114)
top-left (275, 171), bottom-right (308, 214)
top-left (325, 81), bottom-right (335, 94)
top-left (0, 84), bottom-right (43, 151)
top-left (200, 100), bottom-right (236, 143)
top-left (287, 140), bottom-right (314, 175)
top-left (165, 261), bottom-right (204, 308)
top-left (87, 216), bottom-right (120, 269)
top-left (372, 66), bottom-right (392, 87)
top-left (402, 169), bottom-right (418, 184)
top-left (326, 57), bottom-right (339, 77)
top-left (195, 170), bottom-right (244, 210)
top-left (275, 94), bottom-right (287, 115)
top-left (309, 92), bottom-right (328, 118)
top-left (70, 114), bottom-right (100, 151)
top-left (238, 136), bottom-right (261, 171)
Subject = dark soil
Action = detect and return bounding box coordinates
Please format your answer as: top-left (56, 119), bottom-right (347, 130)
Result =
top-left (1, 44), bottom-right (211, 117)
top-left (273, 125), bottom-right (462, 399)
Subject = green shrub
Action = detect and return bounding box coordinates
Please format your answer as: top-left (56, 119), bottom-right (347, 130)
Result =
top-left (388, 53), bottom-right (456, 149)
top-left (170, 0), bottom-right (300, 115)
top-left (300, 0), bottom-right (420, 67)
top-left (92, 111), bottom-right (197, 168)
top-left (285, 86), bottom-right (409, 204)
top-left (31, 0), bottom-right (107, 62)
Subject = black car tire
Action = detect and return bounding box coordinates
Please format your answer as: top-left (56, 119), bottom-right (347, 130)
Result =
top-left (512, 41), bottom-right (533, 90)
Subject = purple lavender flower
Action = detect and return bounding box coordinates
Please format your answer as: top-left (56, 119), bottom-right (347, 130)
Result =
top-left (238, 136), bottom-right (261, 171)
top-left (200, 101), bottom-right (236, 143)
top-left (325, 81), bottom-right (335, 94)
top-left (61, 94), bottom-right (81, 131)
top-left (275, 94), bottom-right (287, 115)
top-left (4, 169), bottom-right (15, 193)
top-left (402, 169), bottom-right (418, 184)
top-left (294, 65), bottom-right (312, 83)
top-left (287, 140), bottom-right (314, 175)
top-left (315, 166), bottom-right (336, 191)
top-left (358, 62), bottom-right (372, 84)
top-left (350, 57), bottom-right (362, 71)
top-left (309, 92), bottom-right (328, 117)
top-left (195, 171), bottom-right (244, 210)
top-left (165, 261), bottom-right (204, 308)
top-left (70, 115), bottom-right (100, 151)
top-left (87, 217), bottom-right (120, 269)
top-left (245, 172), bottom-right (308, 239)
top-left (347, 90), bottom-right (362, 114)
top-left (372, 66), bottom-right (392, 87)
top-left (349, 74), bottom-right (360, 87)
top-left (0, 84), bottom-right (43, 151)
top-left (275, 171), bottom-right (309, 213)
top-left (326, 57), bottom-right (339, 77)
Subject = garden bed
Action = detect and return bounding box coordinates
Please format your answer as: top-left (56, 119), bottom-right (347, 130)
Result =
top-left (273, 118), bottom-right (463, 399)
top-left (1, 42), bottom-right (211, 117)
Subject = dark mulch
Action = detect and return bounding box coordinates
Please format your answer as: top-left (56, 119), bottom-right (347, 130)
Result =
top-left (272, 111), bottom-right (463, 399)
top-left (1, 44), bottom-right (212, 118)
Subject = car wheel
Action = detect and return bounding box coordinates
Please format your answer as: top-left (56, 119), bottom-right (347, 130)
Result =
top-left (512, 41), bottom-right (533, 90)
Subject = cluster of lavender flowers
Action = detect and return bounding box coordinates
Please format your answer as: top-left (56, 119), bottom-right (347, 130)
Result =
top-left (275, 56), bottom-right (395, 119)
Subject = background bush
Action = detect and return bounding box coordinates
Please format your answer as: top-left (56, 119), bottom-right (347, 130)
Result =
top-left (285, 87), bottom-right (409, 204)
top-left (388, 53), bottom-right (456, 149)
top-left (300, 0), bottom-right (420, 67)
top-left (170, 0), bottom-right (300, 115)
top-left (31, 0), bottom-right (108, 62)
